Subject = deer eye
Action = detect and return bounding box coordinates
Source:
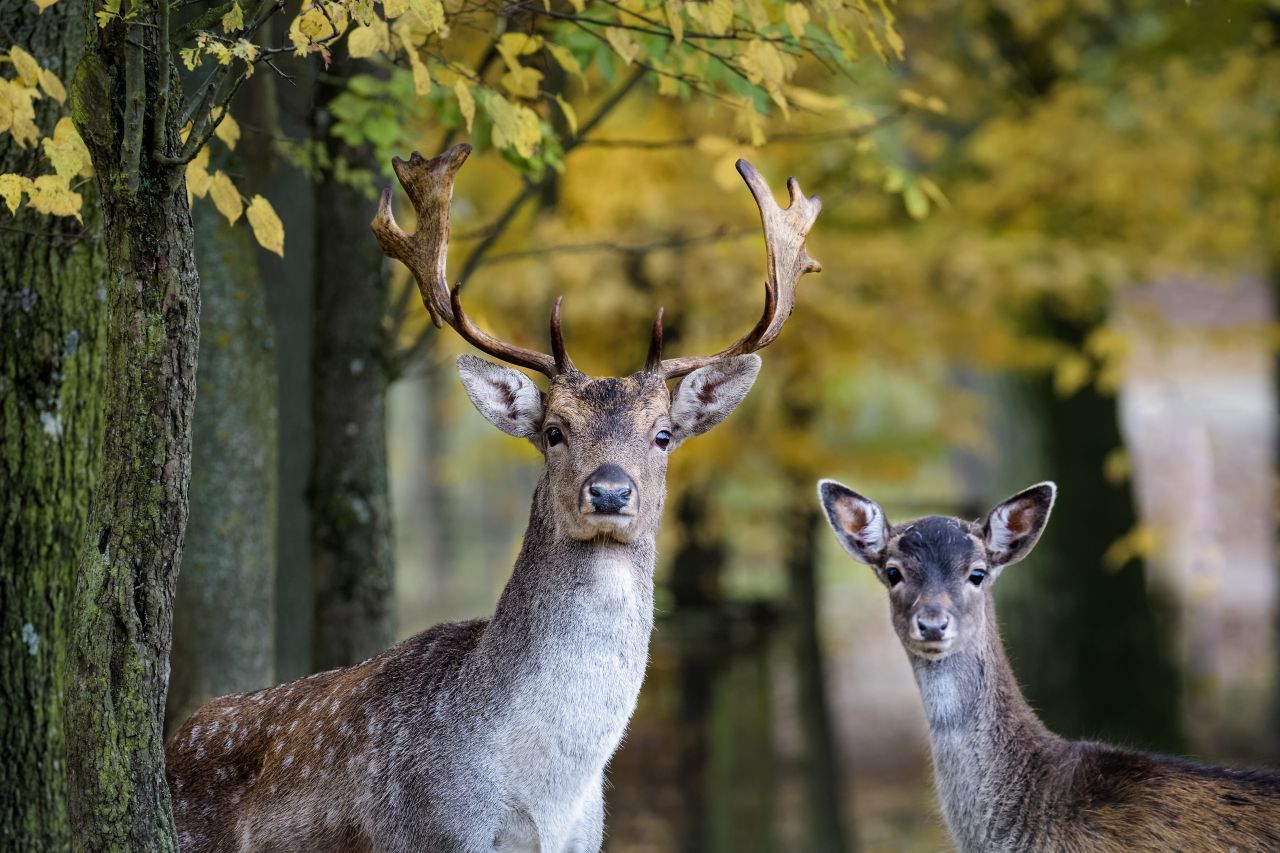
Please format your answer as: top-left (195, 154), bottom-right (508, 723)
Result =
top-left (545, 426), bottom-right (564, 447)
top-left (654, 429), bottom-right (672, 450)
top-left (968, 569), bottom-right (987, 587)
top-left (884, 566), bottom-right (903, 587)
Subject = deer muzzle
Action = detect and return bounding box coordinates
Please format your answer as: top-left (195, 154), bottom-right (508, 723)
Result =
top-left (581, 464), bottom-right (638, 517)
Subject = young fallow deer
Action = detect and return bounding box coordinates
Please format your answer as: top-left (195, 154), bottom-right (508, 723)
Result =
top-left (818, 480), bottom-right (1280, 852)
top-left (164, 143), bottom-right (821, 852)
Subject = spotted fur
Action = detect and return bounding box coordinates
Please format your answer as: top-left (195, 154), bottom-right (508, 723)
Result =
top-left (166, 356), bottom-right (761, 852)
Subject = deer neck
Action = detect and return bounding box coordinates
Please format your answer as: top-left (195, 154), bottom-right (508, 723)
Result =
top-left (911, 598), bottom-right (1064, 852)
top-left (480, 475), bottom-right (657, 794)
top-left (497, 475), bottom-right (658, 622)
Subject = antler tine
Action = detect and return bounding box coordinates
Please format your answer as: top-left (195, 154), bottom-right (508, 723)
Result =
top-left (550, 296), bottom-right (577, 374)
top-left (644, 307), bottom-right (665, 373)
top-left (371, 143), bottom-right (559, 378)
top-left (656, 159), bottom-right (822, 380)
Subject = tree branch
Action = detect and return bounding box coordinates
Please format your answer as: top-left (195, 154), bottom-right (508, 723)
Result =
top-left (482, 225), bottom-right (756, 265)
top-left (119, 31), bottom-right (147, 193)
top-left (580, 108), bottom-right (908, 149)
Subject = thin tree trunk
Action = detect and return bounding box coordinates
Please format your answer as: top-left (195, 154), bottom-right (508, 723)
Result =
top-left (166, 197), bottom-right (277, 733)
top-left (0, 2), bottom-right (102, 844)
top-left (993, 333), bottom-right (1182, 753)
top-left (66, 27), bottom-right (200, 849)
top-left (261, 54), bottom-right (318, 683)
top-left (782, 480), bottom-right (852, 853)
top-left (308, 56), bottom-right (395, 669)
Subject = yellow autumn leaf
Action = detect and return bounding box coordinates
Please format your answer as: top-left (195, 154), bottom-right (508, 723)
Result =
top-left (32, 0), bottom-right (59, 11)
top-left (566, 0), bottom-right (584, 11)
top-left (408, 0), bottom-right (444, 33)
top-left (209, 170), bottom-right (243, 224)
top-left (546, 43), bottom-right (586, 88)
top-left (784, 3), bottom-right (809, 40)
top-left (555, 95), bottom-right (578, 136)
top-left (9, 47), bottom-right (41, 87)
top-left (246, 195), bottom-right (284, 256)
top-left (213, 110), bottom-right (240, 150)
top-left (37, 68), bottom-right (66, 103)
top-left (0, 80), bottom-right (40, 147)
top-left (483, 91), bottom-right (540, 158)
top-left (604, 28), bottom-right (640, 66)
top-left (783, 85), bottom-right (843, 114)
top-left (186, 146), bottom-right (212, 209)
top-left (348, 22), bottom-right (386, 58)
top-left (499, 33), bottom-right (542, 56)
top-left (383, 0), bottom-right (408, 17)
top-left (501, 65), bottom-right (543, 99)
top-left (453, 79), bottom-right (475, 131)
top-left (0, 173), bottom-right (31, 213)
top-left (410, 54), bottom-right (431, 95)
top-left (42, 117), bottom-right (92, 179)
top-left (665, 0), bottom-right (683, 44)
top-left (222, 1), bottom-right (243, 32)
top-left (1053, 352), bottom-right (1091, 397)
top-left (27, 174), bottom-right (81, 219)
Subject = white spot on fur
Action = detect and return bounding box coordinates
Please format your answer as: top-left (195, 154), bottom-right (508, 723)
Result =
top-left (289, 720), bottom-right (298, 733)
top-left (209, 720), bottom-right (221, 735)
top-left (325, 748), bottom-right (336, 765)
top-left (216, 767), bottom-right (228, 781)
top-left (224, 737), bottom-right (233, 751)
top-left (190, 725), bottom-right (203, 743)
top-left (283, 753), bottom-right (294, 768)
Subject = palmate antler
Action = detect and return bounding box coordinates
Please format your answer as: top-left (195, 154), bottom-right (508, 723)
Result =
top-left (370, 143), bottom-right (822, 380)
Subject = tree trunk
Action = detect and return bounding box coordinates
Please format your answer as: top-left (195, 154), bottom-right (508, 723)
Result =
top-left (66, 28), bottom-right (199, 850)
top-left (257, 50), bottom-right (318, 683)
top-left (308, 57), bottom-right (395, 669)
top-left (166, 198), bottom-right (277, 733)
top-left (782, 480), bottom-right (852, 853)
top-left (991, 342), bottom-right (1182, 753)
top-left (0, 2), bottom-right (102, 845)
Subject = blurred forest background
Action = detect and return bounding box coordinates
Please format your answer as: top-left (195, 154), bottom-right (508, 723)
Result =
top-left (2, 0), bottom-right (1278, 849)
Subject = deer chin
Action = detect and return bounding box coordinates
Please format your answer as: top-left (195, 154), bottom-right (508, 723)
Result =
top-left (557, 509), bottom-right (642, 543)
top-left (907, 638), bottom-right (956, 662)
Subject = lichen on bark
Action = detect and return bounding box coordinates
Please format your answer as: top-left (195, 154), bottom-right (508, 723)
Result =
top-left (0, 0), bottom-right (103, 847)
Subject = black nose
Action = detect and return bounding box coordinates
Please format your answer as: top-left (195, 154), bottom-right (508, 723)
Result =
top-left (916, 611), bottom-right (950, 642)
top-left (585, 464), bottom-right (635, 514)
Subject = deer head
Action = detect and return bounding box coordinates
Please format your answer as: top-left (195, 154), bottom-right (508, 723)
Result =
top-left (817, 481), bottom-right (1056, 660)
top-left (372, 144), bottom-right (821, 544)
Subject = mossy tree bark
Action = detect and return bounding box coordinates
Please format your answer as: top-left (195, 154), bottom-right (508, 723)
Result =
top-left (0, 2), bottom-right (103, 846)
top-left (166, 198), bottom-right (277, 733)
top-left (66, 14), bottom-right (201, 850)
top-left (308, 56), bottom-right (395, 669)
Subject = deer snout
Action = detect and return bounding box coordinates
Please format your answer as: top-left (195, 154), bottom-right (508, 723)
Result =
top-left (583, 464), bottom-right (636, 515)
top-left (913, 607), bottom-right (951, 642)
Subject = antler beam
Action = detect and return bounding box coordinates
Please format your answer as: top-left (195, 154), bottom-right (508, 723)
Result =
top-left (651, 160), bottom-right (822, 379)
top-left (371, 143), bottom-right (562, 378)
top-left (373, 146), bottom-right (820, 382)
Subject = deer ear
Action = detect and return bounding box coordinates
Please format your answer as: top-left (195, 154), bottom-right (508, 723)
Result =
top-left (982, 482), bottom-right (1056, 568)
top-left (669, 355), bottom-right (761, 448)
top-left (456, 355), bottom-right (544, 439)
top-left (817, 479), bottom-right (888, 565)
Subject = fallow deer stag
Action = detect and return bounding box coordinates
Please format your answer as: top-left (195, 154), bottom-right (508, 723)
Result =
top-left (165, 143), bottom-right (821, 852)
top-left (818, 479), bottom-right (1280, 852)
